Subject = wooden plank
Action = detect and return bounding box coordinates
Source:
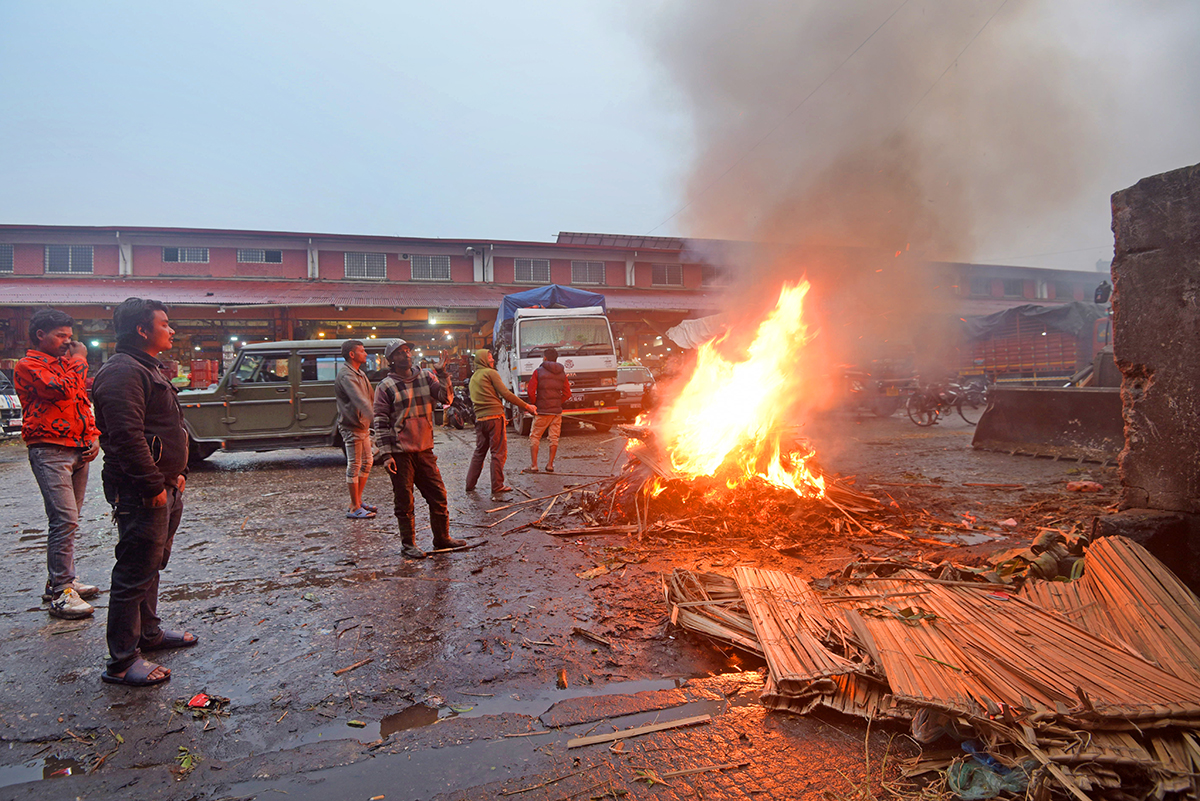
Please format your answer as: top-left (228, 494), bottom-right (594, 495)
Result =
top-left (566, 714), bottom-right (712, 748)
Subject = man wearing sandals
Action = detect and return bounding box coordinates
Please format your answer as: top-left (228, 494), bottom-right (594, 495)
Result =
top-left (92, 298), bottom-right (197, 686)
top-left (524, 348), bottom-right (571, 475)
top-left (335, 339), bottom-right (376, 520)
top-left (373, 339), bottom-right (465, 559)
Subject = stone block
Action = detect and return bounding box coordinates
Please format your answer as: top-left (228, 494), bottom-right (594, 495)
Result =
top-left (1092, 509), bottom-right (1200, 592)
top-left (1110, 163), bottom-right (1200, 514)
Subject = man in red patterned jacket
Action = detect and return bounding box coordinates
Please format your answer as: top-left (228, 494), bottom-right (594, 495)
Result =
top-left (15, 307), bottom-right (101, 620)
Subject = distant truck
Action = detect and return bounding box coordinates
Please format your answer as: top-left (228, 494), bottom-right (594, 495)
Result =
top-left (494, 285), bottom-right (620, 434)
top-left (959, 301), bottom-right (1112, 385)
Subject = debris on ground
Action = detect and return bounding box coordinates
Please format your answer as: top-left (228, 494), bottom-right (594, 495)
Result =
top-left (665, 534), bottom-right (1200, 799)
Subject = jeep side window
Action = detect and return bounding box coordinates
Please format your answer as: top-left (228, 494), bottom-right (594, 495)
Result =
top-left (300, 355), bottom-right (340, 382)
top-left (233, 353), bottom-right (290, 383)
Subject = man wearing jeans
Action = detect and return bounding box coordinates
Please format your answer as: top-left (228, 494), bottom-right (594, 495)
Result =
top-left (465, 349), bottom-right (537, 501)
top-left (334, 339), bottom-right (375, 519)
top-left (92, 298), bottom-right (195, 687)
top-left (15, 308), bottom-right (101, 619)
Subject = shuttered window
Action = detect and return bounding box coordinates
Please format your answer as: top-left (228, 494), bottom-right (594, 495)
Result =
top-left (652, 263), bottom-right (682, 286)
top-left (515, 258), bottom-right (550, 283)
top-left (0, 244), bottom-right (12, 273)
top-left (410, 255), bottom-right (451, 281)
top-left (45, 245), bottom-right (93, 274)
top-left (571, 260), bottom-right (605, 285)
top-left (345, 252), bottom-right (387, 280)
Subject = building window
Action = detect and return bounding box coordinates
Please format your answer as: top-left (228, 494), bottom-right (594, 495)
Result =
top-left (652, 263), bottom-right (683, 286)
top-left (345, 252), bottom-right (387, 280)
top-left (45, 245), bottom-right (93, 274)
top-left (969, 276), bottom-right (991, 296)
top-left (410, 255), bottom-right (451, 281)
top-left (0, 244), bottom-right (12, 273)
top-left (1055, 282), bottom-right (1076, 301)
top-left (162, 247), bottom-right (209, 263)
top-left (571, 260), bottom-right (605, 285)
top-left (701, 264), bottom-right (728, 286)
top-left (1002, 279), bottom-right (1024, 298)
top-left (515, 258), bottom-right (550, 283)
top-left (237, 248), bottom-right (283, 264)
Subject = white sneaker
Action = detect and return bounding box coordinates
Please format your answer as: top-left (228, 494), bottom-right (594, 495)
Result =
top-left (49, 587), bottom-right (94, 620)
top-left (42, 579), bottom-right (100, 601)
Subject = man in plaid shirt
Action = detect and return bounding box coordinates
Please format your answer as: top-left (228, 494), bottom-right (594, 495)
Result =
top-left (373, 339), bottom-right (465, 559)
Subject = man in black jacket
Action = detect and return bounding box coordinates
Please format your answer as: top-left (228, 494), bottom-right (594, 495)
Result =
top-left (92, 298), bottom-right (196, 687)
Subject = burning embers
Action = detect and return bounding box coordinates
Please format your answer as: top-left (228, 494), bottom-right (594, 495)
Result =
top-left (652, 281), bottom-right (825, 499)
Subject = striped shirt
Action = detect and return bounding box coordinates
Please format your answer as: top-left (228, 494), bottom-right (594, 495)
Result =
top-left (372, 368), bottom-right (450, 454)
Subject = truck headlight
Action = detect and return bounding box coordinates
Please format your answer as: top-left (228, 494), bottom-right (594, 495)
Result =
top-left (600, 377), bottom-right (615, 386)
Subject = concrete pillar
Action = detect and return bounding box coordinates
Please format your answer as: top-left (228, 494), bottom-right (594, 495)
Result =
top-left (625, 256), bottom-right (635, 287)
top-left (473, 250), bottom-right (485, 282)
top-left (1111, 163), bottom-right (1200, 515)
top-left (307, 241), bottom-right (319, 279)
top-left (1106, 163), bottom-right (1200, 588)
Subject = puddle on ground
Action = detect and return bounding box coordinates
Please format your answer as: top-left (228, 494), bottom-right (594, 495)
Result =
top-left (0, 756), bottom-right (86, 789)
top-left (229, 691), bottom-right (729, 801)
top-left (287, 676), bottom-right (690, 748)
top-left (380, 703), bottom-right (440, 737)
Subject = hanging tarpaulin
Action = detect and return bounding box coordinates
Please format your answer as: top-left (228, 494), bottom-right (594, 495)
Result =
top-left (960, 302), bottom-right (1106, 342)
top-left (666, 314), bottom-right (728, 349)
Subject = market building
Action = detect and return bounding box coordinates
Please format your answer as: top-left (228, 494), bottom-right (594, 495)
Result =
top-left (0, 224), bottom-right (1109, 382)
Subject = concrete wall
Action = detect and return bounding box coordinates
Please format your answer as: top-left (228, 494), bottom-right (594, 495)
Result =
top-left (1111, 162), bottom-right (1200, 514)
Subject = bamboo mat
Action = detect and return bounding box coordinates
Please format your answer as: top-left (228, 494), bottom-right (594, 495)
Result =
top-left (732, 567), bottom-right (861, 696)
top-left (842, 578), bottom-right (1200, 726)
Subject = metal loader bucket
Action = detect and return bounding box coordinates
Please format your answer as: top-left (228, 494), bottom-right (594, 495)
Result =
top-left (972, 386), bottom-right (1123, 463)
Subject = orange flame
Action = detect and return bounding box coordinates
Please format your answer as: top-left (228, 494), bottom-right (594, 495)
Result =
top-left (656, 281), bottom-right (825, 498)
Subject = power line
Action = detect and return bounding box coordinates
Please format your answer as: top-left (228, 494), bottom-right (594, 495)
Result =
top-left (645, 0), bottom-right (912, 235)
top-left (896, 0), bottom-right (1010, 127)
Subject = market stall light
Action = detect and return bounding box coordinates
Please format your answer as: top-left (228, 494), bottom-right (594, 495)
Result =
top-left (90, 340), bottom-right (100, 347)
top-left (317, 332), bottom-right (325, 338)
top-left (230, 335), bottom-right (238, 342)
top-left (371, 326), bottom-right (377, 330)
top-left (194, 346), bottom-right (201, 351)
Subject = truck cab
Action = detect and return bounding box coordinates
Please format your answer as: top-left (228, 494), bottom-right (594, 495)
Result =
top-left (499, 306), bottom-right (619, 434)
top-left (179, 339), bottom-right (388, 460)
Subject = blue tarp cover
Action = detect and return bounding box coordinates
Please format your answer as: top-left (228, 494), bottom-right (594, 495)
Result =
top-left (493, 284), bottom-right (607, 339)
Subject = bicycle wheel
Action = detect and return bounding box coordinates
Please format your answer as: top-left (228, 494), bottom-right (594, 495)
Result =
top-left (957, 391), bottom-right (986, 425)
top-left (906, 393), bottom-right (937, 426)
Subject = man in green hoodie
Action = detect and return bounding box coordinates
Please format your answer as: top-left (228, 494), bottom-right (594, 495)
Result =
top-left (466, 349), bottom-right (537, 501)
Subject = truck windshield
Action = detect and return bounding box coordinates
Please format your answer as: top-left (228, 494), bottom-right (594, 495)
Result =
top-left (517, 318), bottom-right (614, 360)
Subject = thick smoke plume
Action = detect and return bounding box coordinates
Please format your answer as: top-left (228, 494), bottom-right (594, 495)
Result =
top-left (643, 0), bottom-right (1158, 388)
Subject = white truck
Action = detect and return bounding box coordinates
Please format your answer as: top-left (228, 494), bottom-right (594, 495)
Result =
top-left (494, 286), bottom-right (620, 434)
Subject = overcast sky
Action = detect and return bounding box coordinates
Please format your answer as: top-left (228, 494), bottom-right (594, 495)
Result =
top-left (1, 1), bottom-right (1197, 271)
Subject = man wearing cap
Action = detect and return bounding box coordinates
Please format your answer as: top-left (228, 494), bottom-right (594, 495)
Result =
top-left (465, 349), bottom-right (537, 501)
top-left (373, 339), bottom-right (464, 559)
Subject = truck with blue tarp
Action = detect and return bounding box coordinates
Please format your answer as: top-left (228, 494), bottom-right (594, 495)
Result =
top-left (493, 284), bottom-right (620, 434)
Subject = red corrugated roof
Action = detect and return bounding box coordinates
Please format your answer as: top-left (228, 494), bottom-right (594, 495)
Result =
top-left (0, 276), bottom-right (725, 313)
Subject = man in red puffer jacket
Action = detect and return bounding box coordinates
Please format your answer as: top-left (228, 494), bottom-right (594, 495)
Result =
top-left (15, 307), bottom-right (101, 620)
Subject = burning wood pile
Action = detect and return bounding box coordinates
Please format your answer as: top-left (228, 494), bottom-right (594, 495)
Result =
top-left (572, 280), bottom-right (891, 540)
top-left (664, 535), bottom-right (1200, 800)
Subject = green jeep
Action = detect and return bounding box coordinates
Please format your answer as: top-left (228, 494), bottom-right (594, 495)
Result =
top-left (179, 339), bottom-right (388, 461)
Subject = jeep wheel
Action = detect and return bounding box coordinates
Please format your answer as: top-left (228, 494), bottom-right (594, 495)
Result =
top-left (188, 439), bottom-right (219, 463)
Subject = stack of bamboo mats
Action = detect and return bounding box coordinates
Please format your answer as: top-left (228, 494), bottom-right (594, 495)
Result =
top-left (662, 535), bottom-right (1200, 799)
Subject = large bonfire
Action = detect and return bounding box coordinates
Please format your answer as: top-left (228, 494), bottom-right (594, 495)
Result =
top-left (652, 280), bottom-right (825, 499)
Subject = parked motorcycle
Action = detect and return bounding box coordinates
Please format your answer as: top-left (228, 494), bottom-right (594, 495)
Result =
top-left (443, 384), bottom-right (476, 429)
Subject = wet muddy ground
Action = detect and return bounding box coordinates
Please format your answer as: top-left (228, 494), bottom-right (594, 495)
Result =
top-left (0, 412), bottom-right (1117, 800)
